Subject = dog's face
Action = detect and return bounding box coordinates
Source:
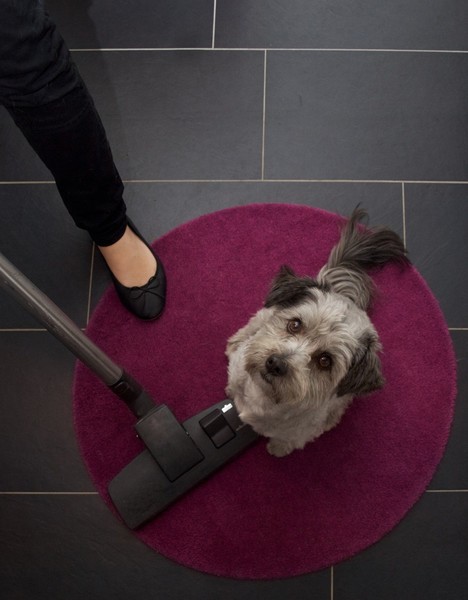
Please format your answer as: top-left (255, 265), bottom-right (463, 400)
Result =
top-left (240, 271), bottom-right (384, 412)
top-left (226, 266), bottom-right (385, 455)
top-left (226, 209), bottom-right (407, 455)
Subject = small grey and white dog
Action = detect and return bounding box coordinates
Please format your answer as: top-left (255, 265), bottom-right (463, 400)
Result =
top-left (225, 208), bottom-right (408, 457)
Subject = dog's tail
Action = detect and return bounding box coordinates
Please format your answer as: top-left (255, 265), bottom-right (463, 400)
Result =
top-left (317, 207), bottom-right (409, 310)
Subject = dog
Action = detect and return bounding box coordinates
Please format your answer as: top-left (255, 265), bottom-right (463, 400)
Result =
top-left (225, 208), bottom-right (408, 457)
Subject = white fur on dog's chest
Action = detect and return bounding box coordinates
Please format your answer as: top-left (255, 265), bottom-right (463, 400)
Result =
top-left (234, 370), bottom-right (348, 445)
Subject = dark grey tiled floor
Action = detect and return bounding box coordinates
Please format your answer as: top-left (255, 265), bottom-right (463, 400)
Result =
top-left (216, 0), bottom-right (468, 50)
top-left (47, 0), bottom-right (215, 49)
top-left (1, 2), bottom-right (467, 599)
top-left (265, 52), bottom-right (468, 181)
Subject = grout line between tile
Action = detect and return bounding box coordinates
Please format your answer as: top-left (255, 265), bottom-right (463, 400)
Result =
top-left (0, 328), bottom-right (87, 332)
top-left (121, 178), bottom-right (404, 184)
top-left (264, 179), bottom-right (468, 184)
top-left (69, 47), bottom-right (468, 54)
top-left (0, 491), bottom-right (98, 495)
top-left (0, 181), bottom-right (55, 185)
top-left (0, 328), bottom-right (47, 332)
top-left (261, 50), bottom-right (267, 180)
top-left (330, 566), bottom-right (334, 600)
top-left (86, 244), bottom-right (96, 326)
top-left (211, 0), bottom-right (217, 49)
top-left (3, 179), bottom-right (468, 185)
top-left (401, 182), bottom-right (407, 248)
top-left (426, 489), bottom-right (468, 493)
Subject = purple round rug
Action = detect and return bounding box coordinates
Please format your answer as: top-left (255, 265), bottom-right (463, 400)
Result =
top-left (74, 204), bottom-right (456, 579)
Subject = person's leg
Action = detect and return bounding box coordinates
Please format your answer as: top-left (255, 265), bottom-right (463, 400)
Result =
top-left (6, 79), bottom-right (157, 288)
top-left (5, 77), bottom-right (128, 247)
top-left (0, 2), bottom-right (123, 242)
top-left (0, 1), bottom-right (164, 317)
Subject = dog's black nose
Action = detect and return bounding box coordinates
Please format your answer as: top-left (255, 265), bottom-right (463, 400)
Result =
top-left (265, 354), bottom-right (288, 377)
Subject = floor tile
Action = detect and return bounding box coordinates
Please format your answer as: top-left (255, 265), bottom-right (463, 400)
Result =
top-left (430, 332), bottom-right (468, 489)
top-left (216, 0), bottom-right (468, 50)
top-left (0, 107), bottom-right (52, 181)
top-left (404, 184), bottom-right (468, 327)
top-left (265, 52), bottom-right (468, 181)
top-left (74, 50), bottom-right (264, 181)
top-left (47, 0), bottom-right (214, 49)
top-left (0, 494), bottom-right (330, 599)
top-left (0, 185), bottom-right (92, 329)
top-left (334, 492), bottom-right (468, 600)
top-left (0, 333), bottom-right (93, 490)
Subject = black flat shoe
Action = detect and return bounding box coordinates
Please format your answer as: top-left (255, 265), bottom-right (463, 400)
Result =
top-left (109, 219), bottom-right (166, 320)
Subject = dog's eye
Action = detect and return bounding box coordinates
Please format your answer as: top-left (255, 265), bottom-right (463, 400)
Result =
top-left (316, 353), bottom-right (333, 370)
top-left (287, 318), bottom-right (303, 334)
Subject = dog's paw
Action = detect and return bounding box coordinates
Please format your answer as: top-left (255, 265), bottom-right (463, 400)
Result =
top-left (267, 439), bottom-right (294, 457)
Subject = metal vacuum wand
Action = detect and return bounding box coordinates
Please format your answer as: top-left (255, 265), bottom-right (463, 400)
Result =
top-left (0, 251), bottom-right (153, 417)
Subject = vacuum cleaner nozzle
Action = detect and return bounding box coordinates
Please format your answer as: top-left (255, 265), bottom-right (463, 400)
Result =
top-left (108, 399), bottom-right (258, 529)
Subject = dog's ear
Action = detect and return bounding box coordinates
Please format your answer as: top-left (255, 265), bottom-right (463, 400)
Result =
top-left (336, 333), bottom-right (384, 397)
top-left (265, 265), bottom-right (319, 308)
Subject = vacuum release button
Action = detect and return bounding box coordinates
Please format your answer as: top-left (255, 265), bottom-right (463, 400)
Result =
top-left (200, 409), bottom-right (235, 448)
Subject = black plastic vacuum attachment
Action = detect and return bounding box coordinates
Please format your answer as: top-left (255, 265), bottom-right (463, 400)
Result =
top-left (110, 399), bottom-right (257, 528)
top-left (0, 251), bottom-right (258, 529)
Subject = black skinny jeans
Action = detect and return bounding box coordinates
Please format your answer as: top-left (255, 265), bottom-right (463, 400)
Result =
top-left (0, 0), bottom-right (127, 246)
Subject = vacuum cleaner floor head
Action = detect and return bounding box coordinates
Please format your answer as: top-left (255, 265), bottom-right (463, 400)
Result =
top-left (109, 399), bottom-right (258, 529)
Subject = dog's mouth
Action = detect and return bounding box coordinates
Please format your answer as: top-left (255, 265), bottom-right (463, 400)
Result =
top-left (260, 370), bottom-right (273, 385)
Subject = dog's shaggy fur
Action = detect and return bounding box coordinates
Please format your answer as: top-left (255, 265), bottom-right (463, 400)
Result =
top-left (225, 208), bottom-right (409, 457)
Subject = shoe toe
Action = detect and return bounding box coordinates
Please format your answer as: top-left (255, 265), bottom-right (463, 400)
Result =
top-left (113, 257), bottom-right (166, 321)
top-left (108, 218), bottom-right (167, 320)
top-left (126, 272), bottom-right (166, 321)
